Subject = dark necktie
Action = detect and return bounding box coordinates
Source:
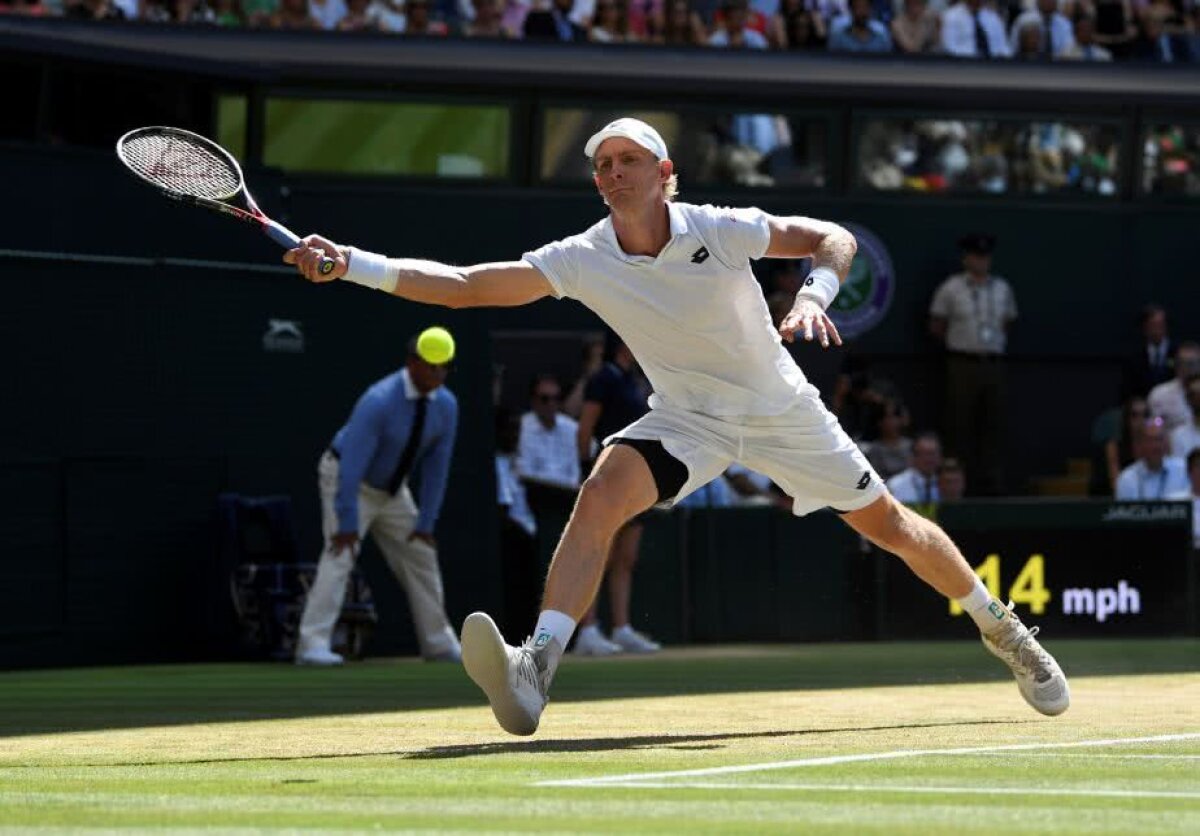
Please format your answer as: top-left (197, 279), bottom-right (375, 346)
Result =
top-left (1042, 14), bottom-right (1053, 55)
top-left (388, 396), bottom-right (428, 494)
top-left (974, 13), bottom-right (991, 57)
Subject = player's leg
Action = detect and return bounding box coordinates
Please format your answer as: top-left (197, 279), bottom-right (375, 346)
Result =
top-left (843, 493), bottom-right (1069, 716)
top-left (742, 405), bottom-right (1068, 717)
top-left (461, 437), bottom-right (692, 736)
top-left (607, 520), bottom-right (660, 653)
top-left (296, 452), bottom-right (369, 666)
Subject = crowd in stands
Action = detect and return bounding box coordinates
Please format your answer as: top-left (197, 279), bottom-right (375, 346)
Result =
top-left (4, 0), bottom-right (1198, 63)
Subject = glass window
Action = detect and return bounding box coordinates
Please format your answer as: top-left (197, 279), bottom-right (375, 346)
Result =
top-left (856, 117), bottom-right (1122, 198)
top-left (541, 107), bottom-right (828, 190)
top-left (216, 95), bottom-right (247, 162)
top-left (1142, 124), bottom-right (1200, 197)
top-left (263, 99), bottom-right (510, 178)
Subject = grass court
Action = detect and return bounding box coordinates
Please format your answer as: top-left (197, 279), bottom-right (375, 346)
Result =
top-left (1, 639), bottom-right (1196, 833)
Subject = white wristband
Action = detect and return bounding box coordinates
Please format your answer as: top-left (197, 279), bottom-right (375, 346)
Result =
top-left (796, 266), bottom-right (840, 310)
top-left (343, 247), bottom-right (398, 293)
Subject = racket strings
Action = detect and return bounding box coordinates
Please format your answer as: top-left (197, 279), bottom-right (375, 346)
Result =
top-left (121, 133), bottom-right (240, 200)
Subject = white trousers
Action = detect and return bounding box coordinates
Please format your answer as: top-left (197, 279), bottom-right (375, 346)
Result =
top-left (297, 451), bottom-right (460, 658)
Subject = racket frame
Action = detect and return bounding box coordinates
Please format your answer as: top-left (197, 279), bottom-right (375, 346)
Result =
top-left (116, 126), bottom-right (333, 272)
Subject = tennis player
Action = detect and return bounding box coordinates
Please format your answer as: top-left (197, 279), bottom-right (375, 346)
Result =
top-left (284, 118), bottom-right (1069, 735)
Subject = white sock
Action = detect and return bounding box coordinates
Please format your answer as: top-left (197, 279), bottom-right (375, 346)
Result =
top-left (533, 609), bottom-right (577, 649)
top-left (956, 577), bottom-right (1008, 633)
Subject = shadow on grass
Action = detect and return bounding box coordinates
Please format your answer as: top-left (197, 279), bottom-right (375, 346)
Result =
top-left (2, 719), bottom-right (1035, 768)
top-left (0, 639), bottom-right (1194, 739)
top-left (403, 719), bottom-right (1033, 761)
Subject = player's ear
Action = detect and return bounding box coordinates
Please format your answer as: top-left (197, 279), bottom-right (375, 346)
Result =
top-left (658, 159), bottom-right (674, 183)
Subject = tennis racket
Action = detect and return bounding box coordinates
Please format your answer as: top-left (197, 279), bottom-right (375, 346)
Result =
top-left (116, 126), bottom-right (334, 275)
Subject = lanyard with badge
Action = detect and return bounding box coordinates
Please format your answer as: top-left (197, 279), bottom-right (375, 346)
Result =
top-left (971, 279), bottom-right (997, 346)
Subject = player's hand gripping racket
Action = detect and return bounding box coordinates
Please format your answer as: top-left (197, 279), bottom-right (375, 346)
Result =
top-left (116, 126), bottom-right (334, 276)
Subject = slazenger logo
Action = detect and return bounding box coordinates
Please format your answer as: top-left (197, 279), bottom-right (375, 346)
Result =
top-left (263, 318), bottom-right (304, 353)
top-left (1102, 504), bottom-right (1188, 522)
top-left (533, 631), bottom-right (552, 649)
top-left (828, 222), bottom-right (895, 340)
top-left (987, 601), bottom-right (1006, 620)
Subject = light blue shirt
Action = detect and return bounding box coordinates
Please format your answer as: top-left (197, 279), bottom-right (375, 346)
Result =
top-left (828, 19), bottom-right (893, 53)
top-left (1114, 458), bottom-right (1190, 501)
top-left (887, 467), bottom-right (940, 504)
top-left (331, 368), bottom-right (458, 535)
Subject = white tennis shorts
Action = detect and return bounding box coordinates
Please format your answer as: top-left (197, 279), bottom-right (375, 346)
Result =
top-left (608, 395), bottom-right (885, 517)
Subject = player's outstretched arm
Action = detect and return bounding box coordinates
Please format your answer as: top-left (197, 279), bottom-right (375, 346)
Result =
top-left (284, 235), bottom-right (553, 308)
top-left (764, 216), bottom-right (857, 349)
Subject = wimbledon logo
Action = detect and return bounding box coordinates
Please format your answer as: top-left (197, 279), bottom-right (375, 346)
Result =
top-left (829, 223), bottom-right (895, 340)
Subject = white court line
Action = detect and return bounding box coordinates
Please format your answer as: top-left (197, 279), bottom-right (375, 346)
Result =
top-left (941, 752), bottom-right (1200, 760)
top-left (536, 732), bottom-right (1200, 788)
top-left (573, 782), bottom-right (1200, 801)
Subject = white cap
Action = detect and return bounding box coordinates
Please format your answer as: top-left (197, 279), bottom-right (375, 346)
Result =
top-left (584, 118), bottom-right (669, 161)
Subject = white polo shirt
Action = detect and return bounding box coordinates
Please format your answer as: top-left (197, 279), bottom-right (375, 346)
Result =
top-left (523, 202), bottom-right (812, 418)
top-left (515, 411), bottom-right (581, 491)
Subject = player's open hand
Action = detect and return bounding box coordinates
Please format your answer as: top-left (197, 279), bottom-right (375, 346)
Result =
top-left (284, 234), bottom-right (348, 283)
top-left (779, 298), bottom-right (842, 349)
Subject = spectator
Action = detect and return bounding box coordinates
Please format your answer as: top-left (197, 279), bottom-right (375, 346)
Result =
top-left (403, 0), bottom-right (450, 31)
top-left (1149, 341), bottom-right (1200, 431)
top-left (171, 0), bottom-right (217, 21)
top-left (1091, 0), bottom-right (1137, 58)
top-left (726, 462), bottom-right (792, 507)
top-left (242, 0), bottom-right (279, 25)
top-left (712, 0), bottom-right (772, 37)
top-left (271, 0), bottom-right (319, 27)
top-left (828, 0), bottom-right (893, 50)
top-left (589, 0), bottom-right (639, 40)
top-left (709, 0), bottom-right (771, 45)
top-left (1114, 417), bottom-right (1190, 500)
top-left (295, 332), bottom-right (461, 666)
top-left (675, 473), bottom-right (736, 507)
top-left (564, 335), bottom-right (606, 419)
top-left (1186, 449), bottom-right (1200, 547)
top-left (367, 0), bottom-right (406, 29)
top-left (655, 0), bottom-right (708, 43)
top-left (1012, 18), bottom-right (1046, 57)
top-left (1061, 13), bottom-right (1114, 59)
top-left (463, 0), bottom-right (513, 34)
top-left (524, 0), bottom-right (589, 40)
top-left (572, 337), bottom-right (660, 655)
top-left (309, 0), bottom-right (347, 28)
top-left (1122, 303), bottom-right (1173, 400)
top-left (1008, 0), bottom-right (1074, 56)
top-left (0, 0), bottom-right (51, 15)
top-left (213, 0), bottom-right (244, 24)
top-left (864, 398), bottom-right (913, 481)
top-left (1169, 376), bottom-right (1200, 458)
top-left (941, 0), bottom-right (1011, 57)
top-left (1104, 396), bottom-right (1149, 492)
top-left (1130, 12), bottom-right (1180, 60)
top-left (517, 373), bottom-right (581, 517)
top-left (929, 232), bottom-right (1018, 495)
top-left (891, 0), bottom-right (940, 54)
top-left (495, 409), bottom-right (540, 638)
top-left (338, 0), bottom-right (378, 28)
top-left (938, 457), bottom-right (967, 501)
top-left (775, 0), bottom-right (826, 47)
top-left (886, 432), bottom-right (942, 504)
top-left (64, 0), bottom-right (126, 18)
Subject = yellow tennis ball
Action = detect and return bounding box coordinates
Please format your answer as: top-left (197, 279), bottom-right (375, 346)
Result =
top-left (416, 326), bottom-right (455, 365)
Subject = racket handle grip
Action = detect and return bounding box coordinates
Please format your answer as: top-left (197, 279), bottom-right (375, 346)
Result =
top-left (265, 219), bottom-right (335, 276)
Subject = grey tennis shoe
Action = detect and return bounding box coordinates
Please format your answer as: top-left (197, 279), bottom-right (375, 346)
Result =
top-left (461, 612), bottom-right (558, 736)
top-left (981, 603), bottom-right (1070, 716)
